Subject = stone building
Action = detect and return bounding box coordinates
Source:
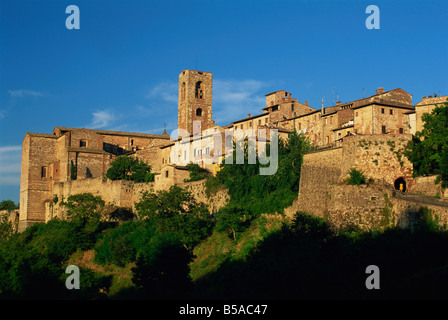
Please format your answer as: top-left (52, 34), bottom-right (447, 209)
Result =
top-left (18, 68), bottom-right (447, 230)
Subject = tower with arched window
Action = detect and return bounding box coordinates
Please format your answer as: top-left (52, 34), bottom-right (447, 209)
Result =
top-left (178, 70), bottom-right (214, 137)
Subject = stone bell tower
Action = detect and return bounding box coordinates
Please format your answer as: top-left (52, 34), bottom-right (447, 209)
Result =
top-left (178, 69), bottom-right (214, 137)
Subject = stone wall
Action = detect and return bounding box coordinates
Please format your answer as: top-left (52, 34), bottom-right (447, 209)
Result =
top-left (320, 184), bottom-right (448, 231)
top-left (50, 175), bottom-right (229, 221)
top-left (341, 134), bottom-right (414, 187)
top-left (412, 175), bottom-right (447, 199)
top-left (297, 147), bottom-right (343, 217)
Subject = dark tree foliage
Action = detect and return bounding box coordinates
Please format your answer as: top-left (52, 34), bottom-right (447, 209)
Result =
top-left (405, 101), bottom-right (448, 187)
top-left (131, 233), bottom-right (194, 299)
top-left (0, 200), bottom-right (18, 211)
top-left (106, 156), bottom-right (154, 183)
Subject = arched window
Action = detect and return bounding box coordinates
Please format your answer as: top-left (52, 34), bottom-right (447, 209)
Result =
top-left (195, 81), bottom-right (203, 99)
top-left (196, 108), bottom-right (202, 116)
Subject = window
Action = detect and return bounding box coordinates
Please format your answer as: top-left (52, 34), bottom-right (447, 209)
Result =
top-left (205, 147), bottom-right (209, 155)
top-left (41, 166), bottom-right (48, 178)
top-left (130, 139), bottom-right (134, 146)
top-left (399, 128), bottom-right (404, 134)
top-left (258, 119), bottom-right (261, 125)
top-left (382, 126), bottom-right (387, 134)
top-left (356, 112), bottom-right (359, 117)
top-left (165, 171), bottom-right (169, 178)
top-left (195, 81), bottom-right (203, 99)
top-left (381, 108), bottom-right (385, 114)
top-left (390, 109), bottom-right (394, 115)
top-left (338, 133), bottom-right (342, 139)
top-left (80, 140), bottom-right (87, 147)
top-left (298, 123), bottom-right (301, 130)
top-left (249, 122), bottom-right (252, 127)
top-left (291, 104), bottom-right (294, 112)
top-left (241, 124), bottom-right (243, 130)
top-left (330, 116), bottom-right (333, 124)
top-left (196, 108), bottom-right (202, 116)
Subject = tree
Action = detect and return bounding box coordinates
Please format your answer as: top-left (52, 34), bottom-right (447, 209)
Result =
top-left (184, 163), bottom-right (208, 182)
top-left (215, 205), bottom-right (252, 240)
top-left (405, 101), bottom-right (448, 187)
top-left (135, 185), bottom-right (213, 249)
top-left (62, 193), bottom-right (106, 225)
top-left (106, 156), bottom-right (154, 182)
top-left (0, 200), bottom-right (18, 211)
top-left (131, 233), bottom-right (194, 299)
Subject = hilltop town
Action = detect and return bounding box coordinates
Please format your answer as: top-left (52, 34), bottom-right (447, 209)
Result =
top-left (15, 69), bottom-right (448, 232)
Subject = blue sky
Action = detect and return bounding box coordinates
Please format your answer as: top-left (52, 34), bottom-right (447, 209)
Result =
top-left (0, 0), bottom-right (447, 203)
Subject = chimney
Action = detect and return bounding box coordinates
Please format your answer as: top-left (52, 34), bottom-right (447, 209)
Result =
top-left (337, 101), bottom-right (341, 106)
top-left (305, 100), bottom-right (309, 106)
top-left (377, 87), bottom-right (385, 94)
top-left (422, 96), bottom-right (426, 100)
top-left (428, 95), bottom-right (432, 99)
top-left (247, 113), bottom-right (251, 118)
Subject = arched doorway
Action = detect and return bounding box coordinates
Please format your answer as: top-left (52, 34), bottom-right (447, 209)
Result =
top-left (394, 177), bottom-right (407, 192)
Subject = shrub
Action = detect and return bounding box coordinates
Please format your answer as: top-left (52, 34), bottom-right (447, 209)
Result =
top-left (106, 156), bottom-right (154, 182)
top-left (184, 163), bottom-right (208, 182)
top-left (346, 168), bottom-right (366, 185)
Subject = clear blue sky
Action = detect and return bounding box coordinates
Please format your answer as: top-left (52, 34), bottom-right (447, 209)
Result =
top-left (1, 0), bottom-right (447, 203)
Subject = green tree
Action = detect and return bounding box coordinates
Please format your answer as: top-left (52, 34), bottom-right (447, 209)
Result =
top-left (184, 163), bottom-right (208, 182)
top-left (131, 233), bottom-right (194, 299)
top-left (106, 156), bottom-right (154, 182)
top-left (62, 193), bottom-right (106, 225)
top-left (135, 185), bottom-right (213, 249)
top-left (0, 200), bottom-right (18, 211)
top-left (215, 205), bottom-right (253, 240)
top-left (209, 129), bottom-right (311, 214)
top-left (405, 101), bottom-right (448, 187)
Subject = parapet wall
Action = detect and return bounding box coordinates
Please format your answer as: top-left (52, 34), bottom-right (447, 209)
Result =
top-left (50, 176), bottom-right (228, 221)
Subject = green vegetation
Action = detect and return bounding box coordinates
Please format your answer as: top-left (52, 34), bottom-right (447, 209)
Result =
top-left (404, 100), bottom-right (448, 188)
top-left (184, 163), bottom-right (208, 182)
top-left (0, 200), bottom-right (18, 211)
top-left (206, 129), bottom-right (311, 215)
top-left (106, 156), bottom-right (154, 183)
top-left (3, 128), bottom-right (448, 300)
top-left (346, 168), bottom-right (366, 185)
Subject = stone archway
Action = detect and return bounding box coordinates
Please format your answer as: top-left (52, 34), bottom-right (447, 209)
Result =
top-left (394, 177), bottom-right (407, 192)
